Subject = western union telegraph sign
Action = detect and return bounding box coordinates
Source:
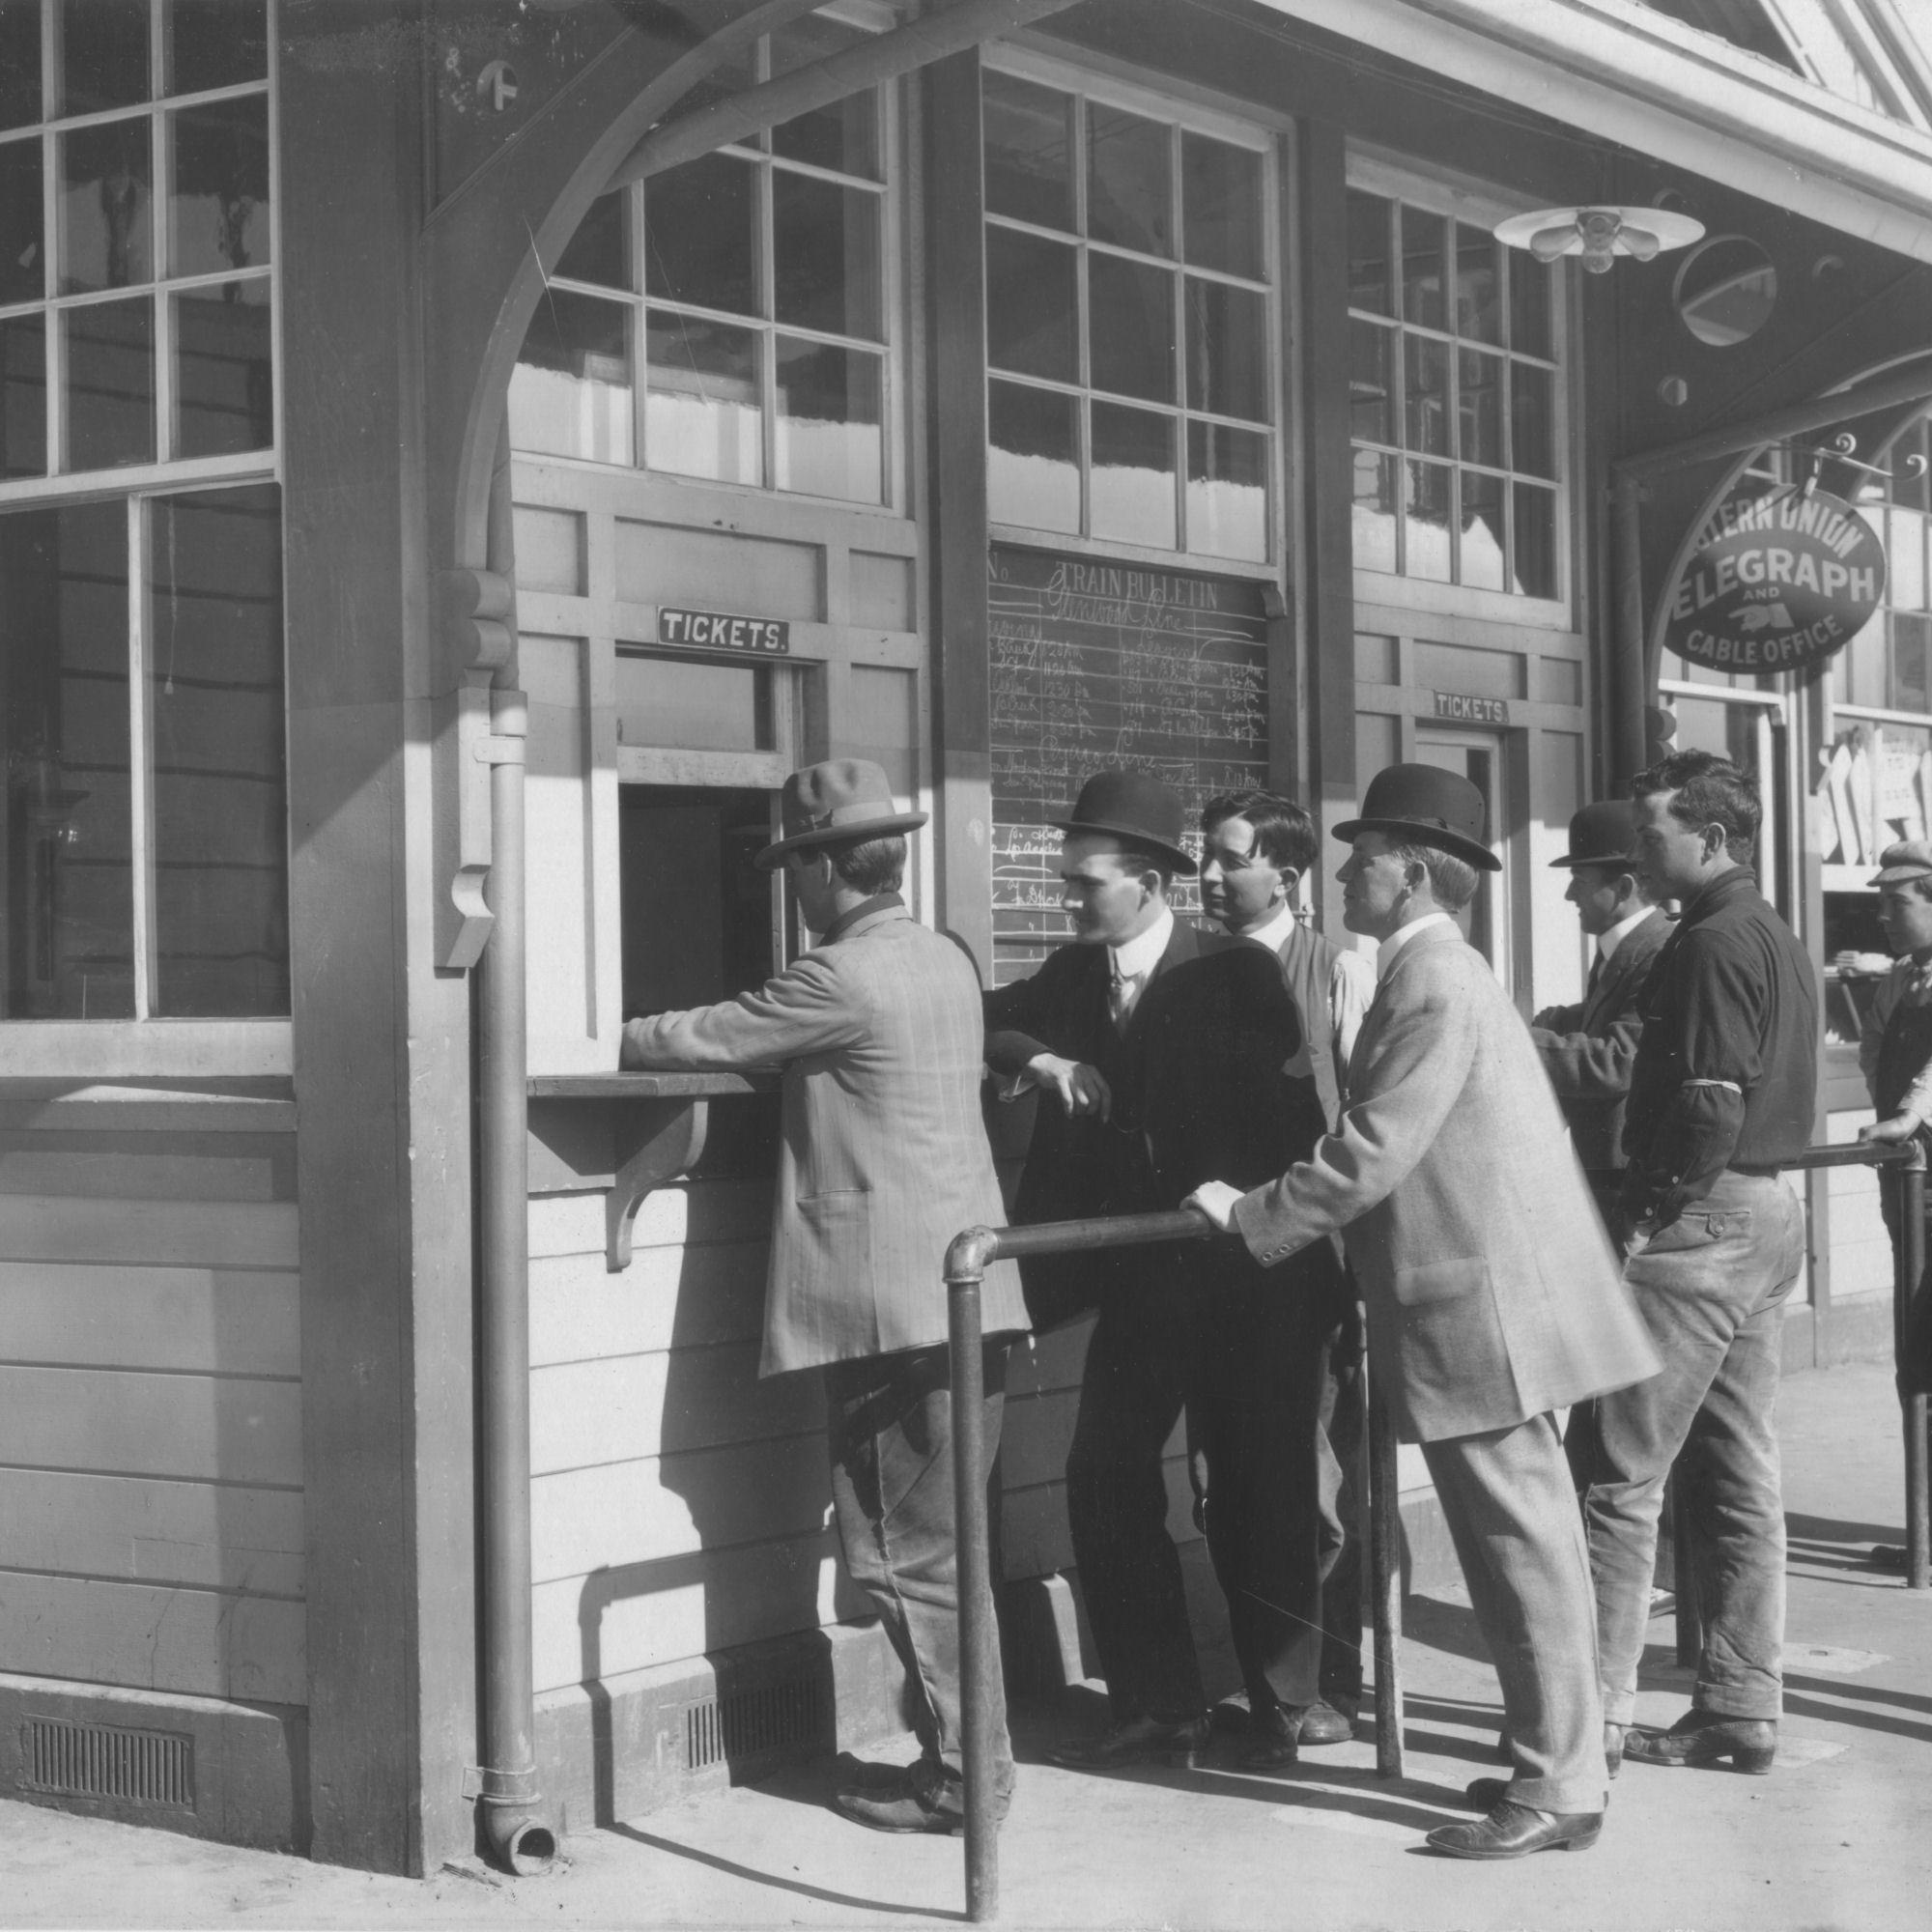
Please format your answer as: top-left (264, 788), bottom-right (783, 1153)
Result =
top-left (1664, 486), bottom-right (1885, 673)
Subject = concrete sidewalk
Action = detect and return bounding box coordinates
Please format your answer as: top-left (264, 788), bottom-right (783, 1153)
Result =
top-left (7, 1359), bottom-right (1929, 1931)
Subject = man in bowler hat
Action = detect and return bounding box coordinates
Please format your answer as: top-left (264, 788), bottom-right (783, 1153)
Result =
top-left (621, 759), bottom-right (1031, 1835)
top-left (1186, 763), bottom-right (1659, 1858)
top-left (983, 770), bottom-right (1337, 1768)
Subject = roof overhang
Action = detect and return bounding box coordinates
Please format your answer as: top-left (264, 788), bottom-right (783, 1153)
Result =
top-left (1249, 0), bottom-right (1932, 264)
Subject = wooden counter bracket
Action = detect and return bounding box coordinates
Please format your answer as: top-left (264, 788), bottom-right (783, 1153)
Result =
top-left (608, 1100), bottom-right (709, 1271)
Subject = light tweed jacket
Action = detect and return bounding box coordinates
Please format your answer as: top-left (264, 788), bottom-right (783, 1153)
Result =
top-left (1232, 919), bottom-right (1660, 1442)
top-left (622, 903), bottom-right (1027, 1377)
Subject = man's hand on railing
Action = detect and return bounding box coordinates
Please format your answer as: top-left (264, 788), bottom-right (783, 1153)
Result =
top-left (1862, 1112), bottom-right (1923, 1146)
top-left (1026, 1054), bottom-right (1113, 1120)
top-left (1182, 1179), bottom-right (1242, 1231)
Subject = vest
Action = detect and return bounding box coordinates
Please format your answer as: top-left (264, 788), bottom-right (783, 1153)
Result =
top-left (1277, 923), bottom-right (1349, 1128)
top-left (1876, 990), bottom-right (1932, 1125)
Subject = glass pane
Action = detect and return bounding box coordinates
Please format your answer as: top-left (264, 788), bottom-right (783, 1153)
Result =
top-left (644, 309), bottom-right (760, 485)
top-left (768, 10), bottom-right (877, 175)
top-left (1350, 319), bottom-right (1392, 444)
top-left (1186, 276), bottom-right (1266, 423)
top-left (60, 118), bottom-right (153, 294)
top-left (1089, 104), bottom-right (1170, 257)
top-left (984, 225), bottom-right (1076, 383)
top-left (65, 297), bottom-right (154, 469)
top-left (1887, 508), bottom-right (1925, 611)
top-left (773, 172), bottom-right (880, 339)
top-left (169, 96), bottom-right (270, 278)
top-left (1513, 480), bottom-right (1557, 597)
top-left (1182, 133), bottom-right (1262, 280)
top-left (169, 0), bottom-right (268, 93)
top-left (1, 311), bottom-right (43, 474)
top-left (508, 288), bottom-right (632, 466)
top-left (0, 499), bottom-right (134, 1018)
top-left (1896, 612), bottom-right (1932, 713)
top-left (1091, 401), bottom-right (1175, 550)
top-left (174, 278), bottom-right (271, 457)
top-left (1401, 205), bottom-right (1445, 331)
top-left (1455, 222), bottom-right (1499, 343)
top-left (0, 135), bottom-right (42, 304)
top-left (1406, 458), bottom-right (1452, 581)
top-left (1461, 469), bottom-right (1505, 589)
top-left (1510, 254), bottom-right (1551, 358)
top-left (644, 153), bottom-right (757, 317)
top-left (1404, 335), bottom-right (1447, 455)
top-left (1347, 189), bottom-right (1391, 316)
top-left (1187, 420), bottom-right (1267, 561)
top-left (150, 484), bottom-right (288, 1018)
top-left (1843, 613), bottom-right (1887, 707)
top-left (1511, 360), bottom-right (1554, 478)
top-left (1089, 253), bottom-right (1174, 404)
top-left (0, 0), bottom-right (39, 132)
top-left (615, 652), bottom-right (766, 752)
top-left (982, 71), bottom-right (1073, 231)
top-left (1352, 447), bottom-right (1397, 572)
top-left (988, 379), bottom-right (1078, 532)
top-left (62, 0), bottom-right (147, 115)
top-left (556, 191), bottom-right (628, 290)
top-left (774, 337), bottom-right (880, 504)
top-left (1458, 347), bottom-right (1501, 467)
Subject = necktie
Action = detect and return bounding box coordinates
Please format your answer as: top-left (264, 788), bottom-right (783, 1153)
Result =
top-left (1110, 965), bottom-right (1136, 1030)
top-left (1586, 951), bottom-right (1605, 1000)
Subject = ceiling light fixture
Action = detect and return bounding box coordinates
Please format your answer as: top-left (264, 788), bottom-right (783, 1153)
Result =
top-left (1494, 205), bottom-right (1706, 274)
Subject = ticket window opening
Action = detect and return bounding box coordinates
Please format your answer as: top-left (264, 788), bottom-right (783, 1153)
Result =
top-left (1413, 727), bottom-right (1511, 981)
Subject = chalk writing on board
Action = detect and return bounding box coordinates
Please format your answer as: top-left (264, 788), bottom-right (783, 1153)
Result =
top-left (988, 549), bottom-right (1272, 982)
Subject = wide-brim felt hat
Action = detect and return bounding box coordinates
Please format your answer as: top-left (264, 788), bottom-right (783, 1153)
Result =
top-left (753, 758), bottom-right (927, 868)
top-left (1052, 769), bottom-right (1198, 875)
top-left (1549, 799), bottom-right (1640, 870)
top-left (1333, 762), bottom-right (1501, 871)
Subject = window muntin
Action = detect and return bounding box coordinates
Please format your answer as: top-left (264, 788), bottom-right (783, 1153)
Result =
top-left (1348, 183), bottom-right (1562, 599)
top-left (508, 12), bottom-right (895, 508)
top-left (0, 0), bottom-right (274, 489)
top-left (1838, 415), bottom-right (1932, 715)
top-left (981, 66), bottom-right (1277, 565)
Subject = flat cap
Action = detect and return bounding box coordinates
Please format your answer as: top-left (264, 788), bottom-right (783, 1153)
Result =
top-left (1870, 838), bottom-right (1932, 886)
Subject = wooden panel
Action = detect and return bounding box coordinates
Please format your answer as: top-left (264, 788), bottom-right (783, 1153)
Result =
top-left (612, 521), bottom-right (824, 621)
top-left (524, 632), bottom-right (599, 1062)
top-left (0, 1468), bottom-right (303, 1596)
top-left (533, 1525), bottom-right (867, 1694)
top-left (0, 1197), bottom-right (298, 1269)
top-left (0, 1132), bottom-right (293, 1204)
top-left (0, 1261), bottom-right (298, 1377)
top-left (528, 1178), bottom-right (770, 1261)
top-left (0, 1081), bottom-right (297, 1135)
top-left (0, 1366), bottom-right (302, 1488)
top-left (529, 1241), bottom-right (764, 1367)
top-left (531, 1344), bottom-right (821, 1473)
top-left (0, 1572), bottom-right (304, 1705)
top-left (530, 1432), bottom-right (829, 1583)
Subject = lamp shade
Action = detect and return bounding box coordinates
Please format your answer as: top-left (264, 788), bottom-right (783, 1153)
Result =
top-left (1494, 206), bottom-right (1705, 275)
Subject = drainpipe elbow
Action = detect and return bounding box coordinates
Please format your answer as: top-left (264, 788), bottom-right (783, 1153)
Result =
top-left (476, 1777), bottom-right (556, 1877)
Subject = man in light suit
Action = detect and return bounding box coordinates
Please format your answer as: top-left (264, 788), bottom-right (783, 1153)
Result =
top-left (1186, 764), bottom-right (1661, 1860)
top-left (621, 759), bottom-right (1030, 1837)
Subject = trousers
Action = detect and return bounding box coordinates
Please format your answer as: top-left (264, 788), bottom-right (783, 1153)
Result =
top-left (1585, 1171), bottom-right (1804, 1725)
top-left (825, 1337), bottom-right (1013, 1785)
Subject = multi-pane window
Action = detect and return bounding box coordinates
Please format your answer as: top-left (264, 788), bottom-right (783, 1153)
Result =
top-left (0, 0), bottom-right (273, 485)
top-left (1348, 185), bottom-right (1561, 598)
top-left (981, 67), bottom-right (1277, 563)
top-left (1839, 413), bottom-right (1932, 714)
top-left (509, 12), bottom-right (894, 507)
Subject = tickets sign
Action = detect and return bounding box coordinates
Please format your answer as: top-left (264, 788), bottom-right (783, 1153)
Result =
top-left (657, 607), bottom-right (790, 655)
top-left (1665, 486), bottom-right (1885, 673)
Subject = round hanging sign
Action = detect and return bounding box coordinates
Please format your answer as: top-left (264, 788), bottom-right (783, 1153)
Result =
top-left (1664, 485), bottom-right (1886, 673)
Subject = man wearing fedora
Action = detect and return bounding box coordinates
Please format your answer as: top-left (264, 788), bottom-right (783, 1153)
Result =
top-left (1186, 763), bottom-right (1659, 1859)
top-left (621, 758), bottom-right (1030, 1836)
top-left (983, 770), bottom-right (1335, 1770)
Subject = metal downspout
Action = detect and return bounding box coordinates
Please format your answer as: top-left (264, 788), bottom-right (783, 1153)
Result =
top-left (474, 418), bottom-right (555, 1875)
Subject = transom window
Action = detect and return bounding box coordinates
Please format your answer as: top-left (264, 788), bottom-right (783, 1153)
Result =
top-left (509, 10), bottom-right (895, 508)
top-left (980, 63), bottom-right (1278, 563)
top-left (0, 0), bottom-right (273, 489)
top-left (1348, 181), bottom-right (1562, 599)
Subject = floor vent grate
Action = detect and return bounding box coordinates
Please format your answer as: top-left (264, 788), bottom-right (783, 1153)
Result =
top-left (21, 1719), bottom-right (194, 1808)
top-left (685, 1675), bottom-right (824, 1773)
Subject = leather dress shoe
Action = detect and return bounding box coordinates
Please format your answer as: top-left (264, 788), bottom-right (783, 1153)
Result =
top-left (1237, 1703), bottom-right (1301, 1770)
top-left (1622, 1712), bottom-right (1776, 1774)
top-left (1298, 1700), bottom-right (1355, 1747)
top-left (1050, 1713), bottom-right (1209, 1771)
top-left (1426, 1799), bottom-right (1602, 1860)
top-left (834, 1759), bottom-right (1009, 1835)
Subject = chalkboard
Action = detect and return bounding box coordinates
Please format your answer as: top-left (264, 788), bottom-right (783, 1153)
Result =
top-left (989, 547), bottom-right (1270, 981)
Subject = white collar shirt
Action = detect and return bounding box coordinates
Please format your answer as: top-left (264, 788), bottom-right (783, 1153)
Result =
top-left (1375, 910), bottom-right (1455, 982)
top-left (1108, 905), bottom-right (1174, 1024)
top-left (1596, 905), bottom-right (1653, 967)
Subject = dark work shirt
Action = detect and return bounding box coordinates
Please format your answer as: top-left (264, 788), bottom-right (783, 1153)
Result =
top-left (1621, 867), bottom-right (1817, 1226)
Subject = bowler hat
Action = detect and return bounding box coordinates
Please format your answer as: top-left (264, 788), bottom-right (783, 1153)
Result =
top-left (1871, 838), bottom-right (1932, 887)
top-left (1549, 800), bottom-right (1640, 870)
top-left (1333, 763), bottom-right (1500, 872)
top-left (753, 758), bottom-right (927, 868)
top-left (1053, 770), bottom-right (1198, 875)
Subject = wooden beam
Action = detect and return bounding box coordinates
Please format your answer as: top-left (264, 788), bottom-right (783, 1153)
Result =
top-left (610, 0), bottom-right (1081, 186)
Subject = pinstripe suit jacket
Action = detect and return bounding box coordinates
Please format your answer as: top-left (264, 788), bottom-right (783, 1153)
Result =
top-left (1231, 920), bottom-right (1660, 1442)
top-left (621, 904), bottom-right (1027, 1376)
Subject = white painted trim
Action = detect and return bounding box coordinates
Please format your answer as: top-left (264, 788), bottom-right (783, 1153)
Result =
top-left (0, 1021), bottom-right (293, 1077)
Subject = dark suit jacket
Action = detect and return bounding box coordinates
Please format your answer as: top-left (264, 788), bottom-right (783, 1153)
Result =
top-left (1528, 908), bottom-right (1672, 1176)
top-left (984, 919), bottom-right (1328, 1328)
